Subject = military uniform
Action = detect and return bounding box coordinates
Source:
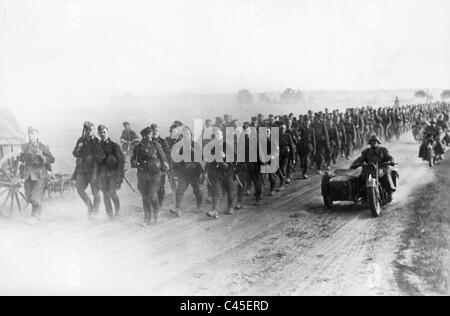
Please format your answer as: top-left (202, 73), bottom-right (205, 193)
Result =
top-left (337, 120), bottom-right (347, 159)
top-left (120, 128), bottom-right (140, 158)
top-left (298, 123), bottom-right (316, 178)
top-left (172, 141), bottom-right (204, 215)
top-left (236, 132), bottom-right (255, 208)
top-left (153, 135), bottom-right (171, 207)
top-left (326, 122), bottom-right (341, 167)
top-left (72, 126), bottom-right (101, 216)
top-left (19, 136), bottom-right (55, 218)
top-left (131, 133), bottom-right (168, 225)
top-left (351, 144), bottom-right (397, 198)
top-left (206, 141), bottom-right (236, 218)
top-left (313, 121), bottom-right (330, 171)
top-left (419, 124), bottom-right (445, 159)
top-left (343, 121), bottom-right (357, 159)
top-left (95, 136), bottom-right (125, 219)
top-left (278, 132), bottom-right (295, 188)
top-left (286, 126), bottom-right (300, 182)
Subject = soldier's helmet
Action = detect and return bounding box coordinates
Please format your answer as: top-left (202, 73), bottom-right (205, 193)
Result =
top-left (140, 127), bottom-right (152, 137)
top-left (368, 134), bottom-right (381, 145)
top-left (84, 121), bottom-right (94, 129)
top-left (28, 126), bottom-right (39, 134)
top-left (98, 125), bottom-right (108, 133)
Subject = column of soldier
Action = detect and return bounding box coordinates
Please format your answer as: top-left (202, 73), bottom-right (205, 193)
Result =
top-left (18, 102), bottom-right (450, 226)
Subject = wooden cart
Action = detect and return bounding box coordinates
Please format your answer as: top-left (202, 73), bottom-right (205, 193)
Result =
top-left (0, 108), bottom-right (28, 215)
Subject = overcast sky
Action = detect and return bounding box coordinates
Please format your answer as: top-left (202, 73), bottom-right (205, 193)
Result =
top-left (1, 0), bottom-right (450, 113)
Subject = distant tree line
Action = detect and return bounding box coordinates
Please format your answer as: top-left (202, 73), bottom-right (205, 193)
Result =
top-left (236, 88), bottom-right (304, 105)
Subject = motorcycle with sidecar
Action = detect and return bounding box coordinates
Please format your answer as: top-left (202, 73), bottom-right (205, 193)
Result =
top-left (321, 162), bottom-right (398, 218)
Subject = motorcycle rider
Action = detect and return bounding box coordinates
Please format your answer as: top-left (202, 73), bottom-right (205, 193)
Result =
top-left (350, 135), bottom-right (397, 203)
top-left (419, 118), bottom-right (445, 161)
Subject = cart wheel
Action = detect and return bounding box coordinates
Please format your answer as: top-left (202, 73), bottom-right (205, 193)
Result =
top-left (0, 153), bottom-right (28, 216)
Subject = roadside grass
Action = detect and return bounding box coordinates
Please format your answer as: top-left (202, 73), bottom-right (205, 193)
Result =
top-left (394, 158), bottom-right (450, 295)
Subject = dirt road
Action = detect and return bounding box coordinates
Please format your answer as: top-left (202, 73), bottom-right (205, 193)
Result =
top-left (0, 135), bottom-right (447, 295)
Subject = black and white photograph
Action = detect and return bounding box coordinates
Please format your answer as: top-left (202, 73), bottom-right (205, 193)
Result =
top-left (0, 0), bottom-right (449, 299)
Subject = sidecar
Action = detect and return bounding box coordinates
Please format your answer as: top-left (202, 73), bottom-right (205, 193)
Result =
top-left (321, 168), bottom-right (362, 209)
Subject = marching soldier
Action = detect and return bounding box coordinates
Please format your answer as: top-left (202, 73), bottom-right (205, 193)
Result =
top-left (298, 117), bottom-right (316, 179)
top-left (131, 127), bottom-right (169, 226)
top-left (120, 122), bottom-right (140, 160)
top-left (72, 121), bottom-right (101, 217)
top-left (374, 110), bottom-right (384, 140)
top-left (336, 115), bottom-right (347, 159)
top-left (312, 116), bottom-right (330, 173)
top-left (236, 122), bottom-right (253, 210)
top-left (19, 127), bottom-right (55, 224)
top-left (205, 130), bottom-right (236, 219)
top-left (252, 127), bottom-right (278, 203)
top-left (278, 124), bottom-right (296, 189)
top-left (343, 116), bottom-right (357, 160)
top-left (151, 124), bottom-right (171, 207)
top-left (95, 125), bottom-right (125, 220)
top-left (170, 126), bottom-right (204, 217)
top-left (326, 119), bottom-right (341, 169)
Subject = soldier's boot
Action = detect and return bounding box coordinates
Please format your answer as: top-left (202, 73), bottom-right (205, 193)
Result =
top-left (86, 198), bottom-right (100, 218)
top-left (107, 213), bottom-right (114, 221)
top-left (235, 202), bottom-right (243, 210)
top-left (252, 199), bottom-right (261, 206)
top-left (245, 190), bottom-right (252, 196)
top-left (286, 177), bottom-right (292, 184)
top-left (141, 213), bottom-right (150, 227)
top-left (303, 173), bottom-right (308, 179)
top-left (269, 190), bottom-right (276, 196)
top-left (170, 207), bottom-right (181, 218)
top-left (87, 205), bottom-right (94, 219)
top-left (28, 216), bottom-right (39, 225)
top-left (225, 207), bottom-right (235, 215)
top-left (206, 210), bottom-right (220, 219)
top-left (153, 211), bottom-right (160, 224)
top-left (277, 185), bottom-right (286, 192)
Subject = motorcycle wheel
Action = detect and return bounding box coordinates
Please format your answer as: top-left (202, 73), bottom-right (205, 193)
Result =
top-left (368, 186), bottom-right (381, 218)
top-left (427, 147), bottom-right (435, 167)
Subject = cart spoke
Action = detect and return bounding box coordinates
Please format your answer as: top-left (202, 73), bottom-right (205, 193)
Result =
top-left (0, 190), bottom-right (11, 211)
top-left (18, 191), bottom-right (29, 208)
top-left (14, 192), bottom-right (22, 213)
top-left (9, 190), bottom-right (14, 215)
